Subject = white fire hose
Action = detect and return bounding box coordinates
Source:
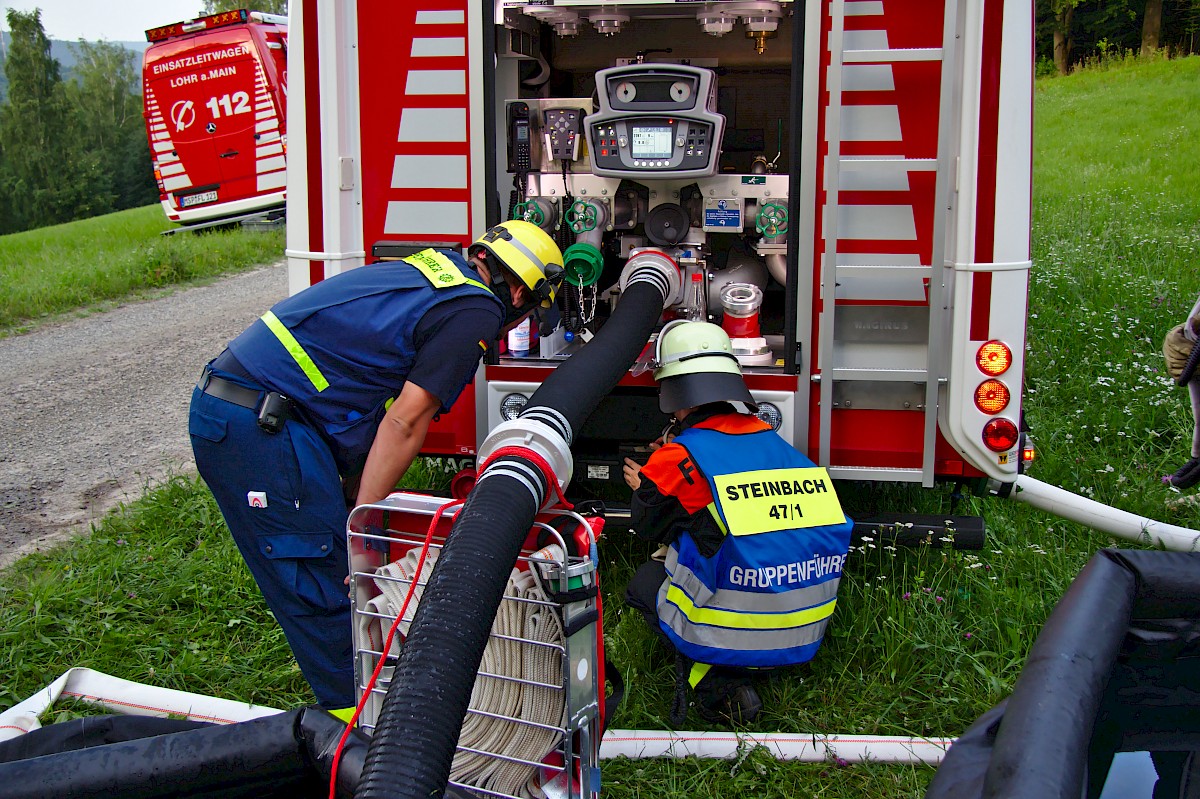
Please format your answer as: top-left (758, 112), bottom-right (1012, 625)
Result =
top-left (362, 548), bottom-right (567, 799)
top-left (1008, 474), bottom-right (1200, 552)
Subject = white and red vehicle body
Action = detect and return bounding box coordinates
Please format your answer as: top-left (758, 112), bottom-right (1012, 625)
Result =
top-left (286, 0), bottom-right (1034, 497)
top-left (143, 9), bottom-right (288, 226)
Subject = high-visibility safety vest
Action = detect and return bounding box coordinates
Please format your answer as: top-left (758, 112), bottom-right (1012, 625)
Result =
top-left (654, 417), bottom-right (854, 668)
top-left (228, 249), bottom-right (503, 472)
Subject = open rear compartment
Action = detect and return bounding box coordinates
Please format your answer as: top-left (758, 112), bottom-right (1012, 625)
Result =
top-left (486, 4), bottom-right (804, 499)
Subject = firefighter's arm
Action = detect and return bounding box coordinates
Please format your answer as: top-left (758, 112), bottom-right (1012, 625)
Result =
top-left (355, 382), bottom-right (442, 506)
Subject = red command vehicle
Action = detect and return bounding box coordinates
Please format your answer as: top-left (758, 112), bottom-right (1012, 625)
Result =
top-left (143, 9), bottom-right (288, 227)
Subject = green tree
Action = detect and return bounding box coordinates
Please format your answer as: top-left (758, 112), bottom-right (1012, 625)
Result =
top-left (0, 9), bottom-right (71, 230)
top-left (65, 39), bottom-right (155, 210)
top-left (203, 0), bottom-right (288, 15)
top-left (0, 9), bottom-right (115, 231)
top-left (1143, 0), bottom-right (1165, 50)
top-left (1047, 0), bottom-right (1087, 73)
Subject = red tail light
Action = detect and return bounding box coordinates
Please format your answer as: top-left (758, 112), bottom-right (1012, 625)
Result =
top-left (982, 418), bottom-right (1019, 452)
top-left (974, 379), bottom-right (1010, 414)
top-left (976, 340), bottom-right (1012, 376)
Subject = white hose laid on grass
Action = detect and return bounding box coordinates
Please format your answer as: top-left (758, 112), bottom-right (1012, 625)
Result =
top-left (598, 728), bottom-right (954, 764)
top-left (0, 669), bottom-right (955, 766)
top-left (1010, 474), bottom-right (1200, 552)
top-left (364, 549), bottom-right (567, 799)
top-left (0, 667), bottom-right (282, 743)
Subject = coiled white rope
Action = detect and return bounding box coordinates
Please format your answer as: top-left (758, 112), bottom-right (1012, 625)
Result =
top-left (359, 548), bottom-right (567, 799)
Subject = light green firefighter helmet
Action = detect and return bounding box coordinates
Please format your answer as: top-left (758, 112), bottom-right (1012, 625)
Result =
top-left (652, 320), bottom-right (758, 413)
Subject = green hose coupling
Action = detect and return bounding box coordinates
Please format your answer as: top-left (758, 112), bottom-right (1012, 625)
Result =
top-left (511, 201), bottom-right (546, 227)
top-left (565, 200), bottom-right (599, 234)
top-left (563, 242), bottom-right (604, 287)
top-left (756, 201), bottom-right (789, 237)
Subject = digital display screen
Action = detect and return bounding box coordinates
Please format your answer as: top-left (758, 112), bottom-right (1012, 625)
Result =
top-left (631, 126), bottom-right (673, 160)
top-left (514, 124), bottom-right (529, 142)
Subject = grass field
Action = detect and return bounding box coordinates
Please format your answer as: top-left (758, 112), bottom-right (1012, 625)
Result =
top-left (0, 205), bottom-right (285, 335)
top-left (1, 55), bottom-right (1199, 797)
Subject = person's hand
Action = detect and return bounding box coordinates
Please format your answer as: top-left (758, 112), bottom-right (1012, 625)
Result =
top-left (623, 457), bottom-right (643, 491)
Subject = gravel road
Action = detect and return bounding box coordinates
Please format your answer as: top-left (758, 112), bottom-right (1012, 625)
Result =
top-left (0, 261), bottom-right (288, 571)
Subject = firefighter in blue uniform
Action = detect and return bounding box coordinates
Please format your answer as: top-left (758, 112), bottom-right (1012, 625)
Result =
top-left (622, 321), bottom-right (854, 725)
top-left (189, 220), bottom-right (563, 710)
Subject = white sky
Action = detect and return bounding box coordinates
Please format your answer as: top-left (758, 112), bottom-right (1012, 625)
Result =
top-left (1, 1), bottom-right (212, 43)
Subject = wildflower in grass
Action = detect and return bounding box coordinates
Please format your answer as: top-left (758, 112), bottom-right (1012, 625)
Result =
top-left (964, 632), bottom-right (973, 639)
top-left (903, 592), bottom-right (911, 600)
top-left (936, 596), bottom-right (944, 603)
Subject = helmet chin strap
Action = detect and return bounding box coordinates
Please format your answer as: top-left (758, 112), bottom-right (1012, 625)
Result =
top-left (475, 249), bottom-right (539, 328)
top-left (490, 267), bottom-right (536, 328)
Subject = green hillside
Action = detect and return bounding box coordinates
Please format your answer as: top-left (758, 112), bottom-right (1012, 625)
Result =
top-left (0, 33), bottom-right (148, 101)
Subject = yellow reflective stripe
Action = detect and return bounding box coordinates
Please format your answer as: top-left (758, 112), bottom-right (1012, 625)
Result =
top-left (688, 661), bottom-right (712, 689)
top-left (705, 502), bottom-right (728, 536)
top-left (403, 249), bottom-right (490, 292)
top-left (328, 707), bottom-right (356, 723)
top-left (261, 311), bottom-right (330, 392)
top-left (665, 584), bottom-right (837, 631)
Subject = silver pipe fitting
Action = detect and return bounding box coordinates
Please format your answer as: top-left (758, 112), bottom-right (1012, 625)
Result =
top-left (477, 417), bottom-right (574, 510)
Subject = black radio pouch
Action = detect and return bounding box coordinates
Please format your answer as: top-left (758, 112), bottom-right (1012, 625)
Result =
top-left (257, 392), bottom-right (292, 434)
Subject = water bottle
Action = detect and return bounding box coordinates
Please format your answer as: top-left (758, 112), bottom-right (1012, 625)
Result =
top-left (507, 317), bottom-right (534, 357)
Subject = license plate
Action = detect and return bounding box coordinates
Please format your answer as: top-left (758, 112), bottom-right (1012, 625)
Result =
top-left (180, 190), bottom-right (218, 207)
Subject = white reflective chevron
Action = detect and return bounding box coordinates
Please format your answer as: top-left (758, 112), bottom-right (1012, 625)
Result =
top-left (411, 37), bottom-right (464, 57)
top-left (415, 9), bottom-right (463, 24)
top-left (391, 155), bottom-right (467, 190)
top-left (405, 70), bottom-right (466, 95)
top-left (385, 201), bottom-right (468, 236)
top-left (398, 108), bottom-right (467, 142)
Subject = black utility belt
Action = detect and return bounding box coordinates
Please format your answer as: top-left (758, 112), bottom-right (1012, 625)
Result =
top-left (200, 368), bottom-right (293, 434)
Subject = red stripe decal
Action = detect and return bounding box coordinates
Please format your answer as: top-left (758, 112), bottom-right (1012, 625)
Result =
top-left (971, 0), bottom-right (1005, 340)
top-left (303, 0), bottom-right (324, 285)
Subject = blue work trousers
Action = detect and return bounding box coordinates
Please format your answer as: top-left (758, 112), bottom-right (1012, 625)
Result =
top-left (189, 370), bottom-right (354, 708)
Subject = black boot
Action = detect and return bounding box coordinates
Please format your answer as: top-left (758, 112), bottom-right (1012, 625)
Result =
top-left (694, 675), bottom-right (762, 725)
top-left (1164, 456), bottom-right (1200, 489)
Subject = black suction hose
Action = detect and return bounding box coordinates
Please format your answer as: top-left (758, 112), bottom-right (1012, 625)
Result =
top-left (355, 278), bottom-right (670, 799)
top-left (523, 281), bottom-right (668, 433)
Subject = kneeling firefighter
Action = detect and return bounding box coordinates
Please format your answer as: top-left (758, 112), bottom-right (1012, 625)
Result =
top-left (189, 220), bottom-right (563, 710)
top-left (622, 321), bottom-right (854, 725)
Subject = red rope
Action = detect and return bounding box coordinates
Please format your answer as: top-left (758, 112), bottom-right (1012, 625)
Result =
top-left (328, 497), bottom-right (460, 799)
top-left (477, 445), bottom-right (573, 510)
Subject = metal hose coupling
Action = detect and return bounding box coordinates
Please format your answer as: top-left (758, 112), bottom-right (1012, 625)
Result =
top-left (618, 248), bottom-right (682, 308)
top-left (477, 415), bottom-right (574, 511)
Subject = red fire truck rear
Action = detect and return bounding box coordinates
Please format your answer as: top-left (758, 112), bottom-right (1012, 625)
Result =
top-left (143, 9), bottom-right (288, 227)
top-left (286, 0), bottom-right (1034, 502)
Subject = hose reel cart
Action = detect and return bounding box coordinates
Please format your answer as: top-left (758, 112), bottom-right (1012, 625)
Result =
top-left (348, 493), bottom-right (607, 799)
